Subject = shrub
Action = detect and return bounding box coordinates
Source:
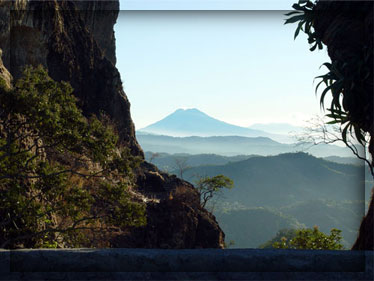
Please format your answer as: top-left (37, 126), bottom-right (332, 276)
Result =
top-left (0, 66), bottom-right (146, 248)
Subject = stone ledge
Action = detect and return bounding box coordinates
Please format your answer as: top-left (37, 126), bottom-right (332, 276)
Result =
top-left (0, 249), bottom-right (373, 280)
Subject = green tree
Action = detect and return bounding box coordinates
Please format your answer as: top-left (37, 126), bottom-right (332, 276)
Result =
top-left (195, 175), bottom-right (234, 209)
top-left (0, 66), bottom-right (146, 249)
top-left (259, 228), bottom-right (298, 249)
top-left (267, 226), bottom-right (344, 250)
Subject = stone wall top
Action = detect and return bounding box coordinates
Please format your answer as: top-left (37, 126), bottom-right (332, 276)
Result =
top-left (0, 248), bottom-right (373, 280)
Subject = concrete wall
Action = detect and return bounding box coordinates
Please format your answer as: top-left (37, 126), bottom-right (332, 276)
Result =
top-left (0, 249), bottom-right (373, 280)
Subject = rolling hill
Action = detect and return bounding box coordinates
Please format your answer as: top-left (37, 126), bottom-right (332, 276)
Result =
top-left (150, 152), bottom-right (371, 249)
top-left (181, 152), bottom-right (370, 207)
top-left (144, 151), bottom-right (255, 172)
top-left (216, 207), bottom-right (306, 249)
top-left (215, 200), bottom-right (364, 249)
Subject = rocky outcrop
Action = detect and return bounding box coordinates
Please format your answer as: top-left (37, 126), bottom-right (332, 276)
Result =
top-left (111, 162), bottom-right (225, 248)
top-left (74, 0), bottom-right (119, 66)
top-left (0, 0), bottom-right (141, 156)
top-left (312, 0), bottom-right (373, 250)
top-left (0, 0), bottom-right (225, 249)
top-left (352, 193), bottom-right (374, 250)
top-left (0, 49), bottom-right (11, 88)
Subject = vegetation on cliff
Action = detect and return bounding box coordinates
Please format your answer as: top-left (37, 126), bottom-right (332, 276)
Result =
top-left (195, 174), bottom-right (234, 209)
top-left (0, 66), bottom-right (146, 249)
top-left (286, 0), bottom-right (373, 249)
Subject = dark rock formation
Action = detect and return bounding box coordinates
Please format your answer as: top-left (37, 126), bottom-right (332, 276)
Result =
top-left (111, 162), bottom-right (225, 248)
top-left (312, 0), bottom-right (373, 250)
top-left (353, 193), bottom-right (374, 250)
top-left (0, 49), bottom-right (11, 88)
top-left (0, 0), bottom-right (141, 156)
top-left (0, 0), bottom-right (225, 249)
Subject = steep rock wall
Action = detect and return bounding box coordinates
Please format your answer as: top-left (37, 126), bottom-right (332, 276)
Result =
top-left (115, 162), bottom-right (224, 249)
top-left (312, 0), bottom-right (373, 250)
top-left (0, 49), bottom-right (11, 88)
top-left (0, 0), bottom-right (141, 156)
top-left (0, 0), bottom-right (225, 249)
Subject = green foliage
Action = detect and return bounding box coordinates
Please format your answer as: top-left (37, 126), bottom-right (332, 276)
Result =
top-left (0, 66), bottom-right (146, 249)
top-left (195, 174), bottom-right (233, 208)
top-left (270, 226), bottom-right (344, 250)
top-left (286, 1), bottom-right (373, 175)
top-left (259, 228), bottom-right (298, 249)
top-left (0, 78), bottom-right (8, 90)
top-left (284, 0), bottom-right (322, 51)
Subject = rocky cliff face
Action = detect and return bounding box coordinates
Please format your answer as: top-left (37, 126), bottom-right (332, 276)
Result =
top-left (312, 0), bottom-right (373, 250)
top-left (0, 0), bottom-right (225, 249)
top-left (0, 49), bottom-right (11, 88)
top-left (113, 162), bottom-right (225, 248)
top-left (0, 0), bottom-right (141, 156)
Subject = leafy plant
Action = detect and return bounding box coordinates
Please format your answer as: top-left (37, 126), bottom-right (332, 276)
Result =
top-left (264, 226), bottom-right (344, 250)
top-left (284, 0), bottom-right (321, 51)
top-left (0, 66), bottom-right (146, 249)
top-left (195, 175), bottom-right (233, 208)
top-left (259, 228), bottom-right (298, 249)
top-left (285, 0), bottom-right (373, 176)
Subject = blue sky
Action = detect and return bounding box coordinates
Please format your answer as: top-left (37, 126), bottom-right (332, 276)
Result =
top-left (115, 1), bottom-right (331, 129)
top-left (119, 0), bottom-right (299, 10)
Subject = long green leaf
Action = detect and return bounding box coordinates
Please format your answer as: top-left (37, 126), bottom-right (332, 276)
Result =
top-left (319, 84), bottom-right (333, 107)
top-left (309, 43), bottom-right (318, 51)
top-left (294, 20), bottom-right (304, 39)
top-left (285, 15), bottom-right (305, 24)
top-left (320, 62), bottom-right (332, 70)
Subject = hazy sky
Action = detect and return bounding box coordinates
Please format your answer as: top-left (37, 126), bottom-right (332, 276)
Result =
top-left (115, 1), bottom-right (331, 130)
top-left (119, 0), bottom-right (300, 10)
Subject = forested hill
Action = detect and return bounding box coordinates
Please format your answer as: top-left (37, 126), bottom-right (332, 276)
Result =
top-left (182, 152), bottom-right (370, 208)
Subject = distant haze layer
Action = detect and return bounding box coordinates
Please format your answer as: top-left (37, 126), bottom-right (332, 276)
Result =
top-left (139, 108), bottom-right (294, 143)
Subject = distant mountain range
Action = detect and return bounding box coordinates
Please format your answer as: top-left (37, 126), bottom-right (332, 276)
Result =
top-left (138, 108), bottom-right (293, 143)
top-left (144, 151), bottom-right (362, 173)
top-left (137, 133), bottom-right (355, 158)
top-left (215, 200), bottom-right (364, 249)
top-left (138, 109), bottom-right (369, 249)
top-left (180, 152), bottom-right (371, 248)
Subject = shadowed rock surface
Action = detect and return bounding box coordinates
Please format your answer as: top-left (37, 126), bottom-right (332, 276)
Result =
top-left (0, 0), bottom-right (141, 155)
top-left (0, 0), bottom-right (224, 249)
top-left (312, 0), bottom-right (373, 250)
top-left (112, 162), bottom-right (225, 248)
top-left (0, 49), bottom-right (11, 88)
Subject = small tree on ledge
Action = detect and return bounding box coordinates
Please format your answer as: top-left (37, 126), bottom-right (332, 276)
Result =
top-left (195, 174), bottom-right (234, 209)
